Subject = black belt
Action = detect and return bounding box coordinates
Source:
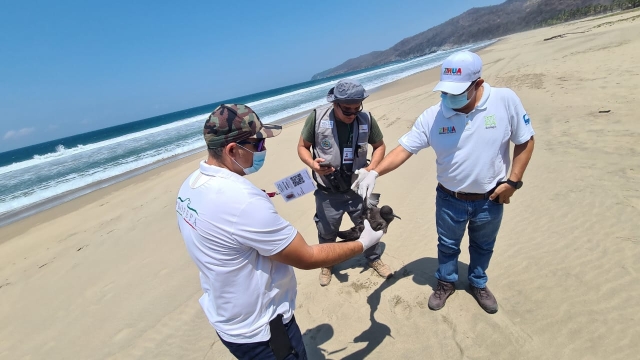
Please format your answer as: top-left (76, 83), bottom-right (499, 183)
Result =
top-left (437, 183), bottom-right (494, 201)
top-left (316, 183), bottom-right (353, 194)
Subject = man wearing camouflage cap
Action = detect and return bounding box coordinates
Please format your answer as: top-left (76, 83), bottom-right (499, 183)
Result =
top-left (297, 78), bottom-right (392, 287)
top-left (176, 103), bottom-right (385, 359)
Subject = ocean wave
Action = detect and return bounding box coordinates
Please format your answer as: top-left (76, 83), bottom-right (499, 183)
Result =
top-left (0, 137), bottom-right (205, 214)
top-left (0, 40), bottom-right (498, 218)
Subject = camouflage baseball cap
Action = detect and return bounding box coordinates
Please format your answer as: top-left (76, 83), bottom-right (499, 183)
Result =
top-left (203, 104), bottom-right (282, 149)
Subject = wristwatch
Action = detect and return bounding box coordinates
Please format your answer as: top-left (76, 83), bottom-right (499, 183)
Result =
top-left (506, 179), bottom-right (523, 190)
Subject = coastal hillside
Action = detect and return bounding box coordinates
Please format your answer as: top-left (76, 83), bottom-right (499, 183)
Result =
top-left (312, 0), bottom-right (639, 79)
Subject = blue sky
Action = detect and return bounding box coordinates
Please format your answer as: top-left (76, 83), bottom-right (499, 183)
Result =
top-left (0, 0), bottom-right (504, 152)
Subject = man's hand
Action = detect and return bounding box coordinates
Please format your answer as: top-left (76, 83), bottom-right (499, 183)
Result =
top-left (350, 168), bottom-right (369, 192)
top-left (310, 158), bottom-right (334, 176)
top-left (356, 220), bottom-right (384, 251)
top-left (489, 183), bottom-right (516, 204)
top-left (356, 170), bottom-right (378, 200)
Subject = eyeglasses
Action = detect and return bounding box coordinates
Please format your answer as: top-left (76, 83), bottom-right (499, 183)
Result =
top-left (237, 139), bottom-right (265, 152)
top-left (337, 103), bottom-right (363, 117)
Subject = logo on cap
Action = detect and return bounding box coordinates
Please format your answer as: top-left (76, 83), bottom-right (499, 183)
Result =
top-left (444, 68), bottom-right (463, 76)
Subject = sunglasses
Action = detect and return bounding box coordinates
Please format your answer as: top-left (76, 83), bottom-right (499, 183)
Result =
top-left (237, 139), bottom-right (265, 152)
top-left (337, 103), bottom-right (363, 117)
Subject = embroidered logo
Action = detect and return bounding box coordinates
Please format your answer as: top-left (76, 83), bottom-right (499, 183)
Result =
top-left (176, 197), bottom-right (199, 229)
top-left (439, 126), bottom-right (456, 134)
top-left (523, 114), bottom-right (531, 125)
top-left (320, 139), bottom-right (332, 149)
top-left (443, 68), bottom-right (463, 76)
top-left (484, 115), bottom-right (497, 129)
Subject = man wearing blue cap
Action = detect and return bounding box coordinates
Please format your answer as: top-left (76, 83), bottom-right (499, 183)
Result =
top-left (297, 78), bottom-right (391, 286)
top-left (355, 51), bottom-right (535, 313)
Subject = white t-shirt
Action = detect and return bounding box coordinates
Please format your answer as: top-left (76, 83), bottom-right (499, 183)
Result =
top-left (176, 161), bottom-right (297, 343)
top-left (399, 84), bottom-right (535, 193)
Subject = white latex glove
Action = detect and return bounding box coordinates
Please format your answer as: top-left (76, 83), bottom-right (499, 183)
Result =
top-left (356, 219), bottom-right (384, 252)
top-left (350, 168), bottom-right (370, 192)
top-left (357, 170), bottom-right (378, 200)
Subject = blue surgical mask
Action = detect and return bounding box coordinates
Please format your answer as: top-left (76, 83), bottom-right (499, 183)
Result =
top-left (233, 145), bottom-right (266, 175)
top-left (441, 91), bottom-right (472, 110)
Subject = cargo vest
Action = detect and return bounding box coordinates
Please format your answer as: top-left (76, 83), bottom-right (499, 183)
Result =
top-left (312, 106), bottom-right (371, 191)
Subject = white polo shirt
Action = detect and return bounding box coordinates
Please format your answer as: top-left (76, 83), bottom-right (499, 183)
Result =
top-left (399, 83), bottom-right (535, 193)
top-left (176, 161), bottom-right (297, 343)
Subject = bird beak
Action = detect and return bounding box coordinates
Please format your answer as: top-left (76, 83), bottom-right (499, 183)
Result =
top-left (393, 213), bottom-right (401, 220)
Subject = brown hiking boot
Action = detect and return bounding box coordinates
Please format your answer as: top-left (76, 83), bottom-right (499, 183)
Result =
top-left (470, 285), bottom-right (498, 314)
top-left (369, 259), bottom-right (393, 279)
top-left (319, 267), bottom-right (332, 286)
top-left (428, 280), bottom-right (456, 311)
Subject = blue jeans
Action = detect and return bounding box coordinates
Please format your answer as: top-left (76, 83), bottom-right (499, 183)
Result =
top-left (435, 186), bottom-right (503, 288)
top-left (218, 315), bottom-right (308, 360)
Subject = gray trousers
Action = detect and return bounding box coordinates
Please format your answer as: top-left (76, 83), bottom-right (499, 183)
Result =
top-left (313, 189), bottom-right (382, 262)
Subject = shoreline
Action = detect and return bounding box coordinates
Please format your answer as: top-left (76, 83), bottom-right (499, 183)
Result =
top-left (0, 39), bottom-right (498, 228)
top-left (0, 61), bottom-right (439, 230)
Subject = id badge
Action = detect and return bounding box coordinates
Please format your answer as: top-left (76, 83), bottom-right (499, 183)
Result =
top-left (343, 148), bottom-right (354, 164)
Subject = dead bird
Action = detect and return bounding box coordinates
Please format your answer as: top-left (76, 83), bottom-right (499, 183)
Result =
top-left (337, 194), bottom-right (401, 241)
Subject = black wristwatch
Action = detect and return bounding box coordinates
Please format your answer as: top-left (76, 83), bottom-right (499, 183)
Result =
top-left (506, 179), bottom-right (523, 190)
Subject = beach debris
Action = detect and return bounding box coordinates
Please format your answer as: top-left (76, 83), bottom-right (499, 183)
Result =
top-left (598, 109), bottom-right (611, 113)
top-left (337, 193), bottom-right (401, 241)
top-left (543, 31), bottom-right (589, 41)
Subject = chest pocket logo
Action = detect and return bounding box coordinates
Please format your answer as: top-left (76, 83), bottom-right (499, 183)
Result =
top-left (320, 138), bottom-right (332, 149)
top-left (484, 115), bottom-right (497, 129)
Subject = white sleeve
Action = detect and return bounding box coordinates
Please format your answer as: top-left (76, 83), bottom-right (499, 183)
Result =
top-left (232, 197), bottom-right (297, 256)
top-left (506, 89), bottom-right (536, 145)
top-left (398, 111), bottom-right (432, 154)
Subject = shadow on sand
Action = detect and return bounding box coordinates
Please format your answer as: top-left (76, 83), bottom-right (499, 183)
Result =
top-left (334, 257), bottom-right (470, 360)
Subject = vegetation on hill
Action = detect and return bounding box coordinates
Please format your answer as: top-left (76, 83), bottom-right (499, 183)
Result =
top-left (312, 0), bottom-right (640, 80)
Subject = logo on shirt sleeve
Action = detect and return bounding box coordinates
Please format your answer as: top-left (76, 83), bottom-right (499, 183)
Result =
top-left (523, 114), bottom-right (531, 125)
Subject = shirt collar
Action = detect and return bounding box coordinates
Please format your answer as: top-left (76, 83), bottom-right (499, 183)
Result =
top-left (199, 160), bottom-right (245, 181)
top-left (441, 83), bottom-right (492, 118)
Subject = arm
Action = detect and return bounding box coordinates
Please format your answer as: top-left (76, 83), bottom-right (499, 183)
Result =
top-left (297, 136), bottom-right (334, 176)
top-left (271, 220), bottom-right (382, 270)
top-left (508, 136), bottom-right (534, 181)
top-left (489, 136), bottom-right (535, 204)
top-left (366, 140), bottom-right (386, 171)
top-left (372, 145), bottom-right (413, 176)
top-left (271, 232), bottom-right (363, 270)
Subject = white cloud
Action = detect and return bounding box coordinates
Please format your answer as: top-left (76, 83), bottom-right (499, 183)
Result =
top-left (3, 127), bottom-right (35, 140)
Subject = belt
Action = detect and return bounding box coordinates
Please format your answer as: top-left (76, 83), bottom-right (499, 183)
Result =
top-left (316, 183), bottom-right (352, 194)
top-left (437, 183), bottom-right (493, 201)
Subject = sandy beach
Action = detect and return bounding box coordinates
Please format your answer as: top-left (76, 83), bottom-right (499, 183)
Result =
top-left (1, 10), bottom-right (639, 360)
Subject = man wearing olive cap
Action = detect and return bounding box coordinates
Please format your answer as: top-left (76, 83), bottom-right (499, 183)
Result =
top-left (297, 79), bottom-right (392, 287)
top-left (176, 104), bottom-right (385, 359)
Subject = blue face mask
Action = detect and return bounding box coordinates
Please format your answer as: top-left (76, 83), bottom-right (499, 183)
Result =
top-left (441, 91), bottom-right (472, 110)
top-left (233, 145), bottom-right (266, 175)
